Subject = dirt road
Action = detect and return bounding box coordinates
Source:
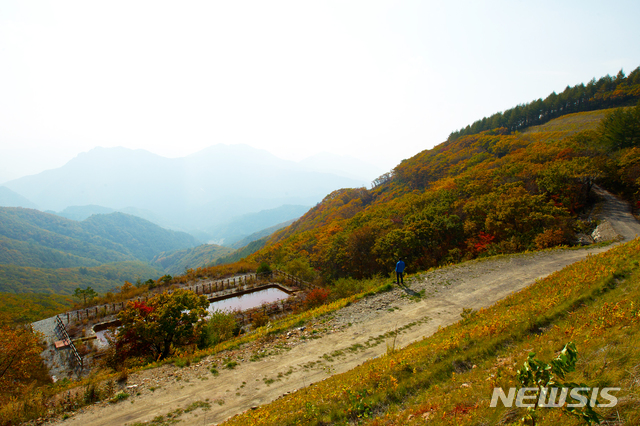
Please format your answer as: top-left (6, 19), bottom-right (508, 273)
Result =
top-left (53, 190), bottom-right (640, 425)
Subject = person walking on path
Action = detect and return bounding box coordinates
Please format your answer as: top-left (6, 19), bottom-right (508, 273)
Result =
top-left (395, 259), bottom-right (406, 284)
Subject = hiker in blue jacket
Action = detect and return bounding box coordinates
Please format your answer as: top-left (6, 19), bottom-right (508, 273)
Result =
top-left (395, 259), bottom-right (406, 284)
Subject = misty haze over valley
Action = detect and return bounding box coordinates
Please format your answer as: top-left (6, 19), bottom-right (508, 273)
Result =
top-left (0, 144), bottom-right (383, 246)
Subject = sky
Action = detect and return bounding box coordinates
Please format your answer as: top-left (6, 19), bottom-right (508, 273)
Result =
top-left (1, 0), bottom-right (639, 184)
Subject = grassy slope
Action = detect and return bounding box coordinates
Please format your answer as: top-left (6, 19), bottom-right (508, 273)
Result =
top-left (0, 293), bottom-right (74, 323)
top-left (223, 238), bottom-right (640, 426)
top-left (522, 109), bottom-right (610, 139)
top-left (0, 208), bottom-right (203, 318)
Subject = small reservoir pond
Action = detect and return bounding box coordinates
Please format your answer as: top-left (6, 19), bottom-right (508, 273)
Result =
top-left (207, 286), bottom-right (290, 313)
top-left (91, 286), bottom-right (291, 346)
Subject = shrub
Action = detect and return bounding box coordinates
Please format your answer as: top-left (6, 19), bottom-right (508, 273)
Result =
top-left (117, 369), bottom-right (128, 383)
top-left (200, 310), bottom-right (238, 348)
top-left (284, 258), bottom-right (316, 282)
top-left (534, 228), bottom-right (565, 249)
top-left (330, 278), bottom-right (365, 300)
top-left (174, 358), bottom-right (191, 368)
top-left (83, 383), bottom-right (101, 404)
top-left (304, 288), bottom-right (331, 309)
top-left (257, 262), bottom-right (272, 275)
top-left (115, 289), bottom-right (209, 361)
top-left (111, 392), bottom-right (129, 403)
top-left (252, 310), bottom-right (269, 328)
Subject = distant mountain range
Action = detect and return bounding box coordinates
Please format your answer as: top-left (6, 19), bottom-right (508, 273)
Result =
top-left (230, 218), bottom-right (297, 249)
top-left (204, 205), bottom-right (310, 245)
top-left (0, 145), bottom-right (381, 242)
top-left (0, 207), bottom-right (200, 294)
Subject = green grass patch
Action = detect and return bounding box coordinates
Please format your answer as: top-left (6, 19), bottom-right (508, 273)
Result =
top-left (110, 392), bottom-right (129, 403)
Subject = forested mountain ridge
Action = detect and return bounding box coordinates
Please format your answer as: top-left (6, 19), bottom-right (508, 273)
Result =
top-left (0, 261), bottom-right (160, 295)
top-left (0, 208), bottom-right (199, 264)
top-left (80, 212), bottom-right (199, 261)
top-left (251, 102), bottom-right (640, 281)
top-left (0, 208), bottom-right (135, 266)
top-left (449, 67), bottom-right (640, 140)
top-left (0, 208), bottom-right (199, 295)
top-left (152, 243), bottom-right (234, 276)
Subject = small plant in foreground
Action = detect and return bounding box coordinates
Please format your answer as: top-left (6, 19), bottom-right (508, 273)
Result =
top-left (516, 342), bottom-right (601, 425)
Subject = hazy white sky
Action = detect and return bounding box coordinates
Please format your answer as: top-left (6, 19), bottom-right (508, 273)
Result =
top-left (1, 0), bottom-right (639, 184)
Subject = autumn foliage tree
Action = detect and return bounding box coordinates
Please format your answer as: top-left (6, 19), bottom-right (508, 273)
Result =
top-left (0, 314), bottom-right (49, 403)
top-left (114, 289), bottom-right (209, 363)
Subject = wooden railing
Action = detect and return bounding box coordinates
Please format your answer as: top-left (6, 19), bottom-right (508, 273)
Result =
top-left (189, 273), bottom-right (258, 295)
top-left (61, 271), bottom-right (313, 323)
top-left (272, 269), bottom-right (316, 289)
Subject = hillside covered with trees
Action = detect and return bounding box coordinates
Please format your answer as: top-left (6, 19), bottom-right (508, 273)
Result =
top-left (152, 243), bottom-right (234, 276)
top-left (251, 91), bottom-right (639, 282)
top-left (448, 67), bottom-right (640, 140)
top-left (0, 209), bottom-right (201, 316)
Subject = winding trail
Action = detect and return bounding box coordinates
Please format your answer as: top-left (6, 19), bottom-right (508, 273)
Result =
top-left (51, 189), bottom-right (640, 426)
